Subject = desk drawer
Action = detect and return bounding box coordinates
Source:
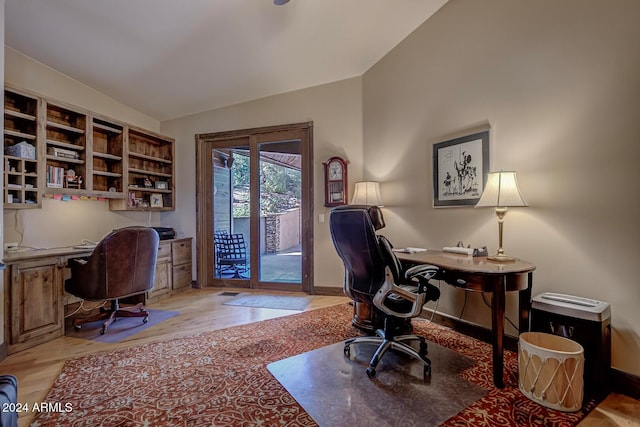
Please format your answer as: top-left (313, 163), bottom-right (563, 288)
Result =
top-left (439, 270), bottom-right (529, 292)
top-left (172, 240), bottom-right (191, 265)
top-left (439, 270), bottom-right (486, 291)
top-left (172, 263), bottom-right (192, 290)
top-left (157, 242), bottom-right (172, 261)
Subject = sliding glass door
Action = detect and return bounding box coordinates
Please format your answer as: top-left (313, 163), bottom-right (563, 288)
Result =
top-left (196, 123), bottom-right (313, 293)
top-left (258, 140), bottom-right (302, 284)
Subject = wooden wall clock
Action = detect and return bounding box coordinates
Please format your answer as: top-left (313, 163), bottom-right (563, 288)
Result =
top-left (323, 156), bottom-right (348, 207)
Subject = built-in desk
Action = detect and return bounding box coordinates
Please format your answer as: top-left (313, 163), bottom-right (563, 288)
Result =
top-left (3, 246), bottom-right (93, 354)
top-left (2, 237), bottom-right (192, 354)
top-left (398, 250), bottom-right (536, 388)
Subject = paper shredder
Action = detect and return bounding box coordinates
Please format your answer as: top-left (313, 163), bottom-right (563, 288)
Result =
top-left (530, 292), bottom-right (611, 397)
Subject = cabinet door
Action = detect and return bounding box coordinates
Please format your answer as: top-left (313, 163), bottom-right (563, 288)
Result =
top-left (171, 238), bottom-right (192, 291)
top-left (9, 260), bottom-right (64, 350)
top-left (172, 263), bottom-right (192, 290)
top-left (148, 258), bottom-right (172, 300)
top-left (171, 239), bottom-right (191, 265)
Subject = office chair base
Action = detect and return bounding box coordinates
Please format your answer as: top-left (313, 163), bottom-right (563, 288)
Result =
top-left (72, 301), bottom-right (149, 335)
top-left (344, 330), bottom-right (432, 378)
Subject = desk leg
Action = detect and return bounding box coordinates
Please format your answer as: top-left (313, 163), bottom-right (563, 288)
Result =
top-left (491, 280), bottom-right (506, 388)
top-left (518, 272), bottom-right (533, 334)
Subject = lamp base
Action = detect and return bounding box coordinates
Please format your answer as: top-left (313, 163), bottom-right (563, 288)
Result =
top-left (487, 254), bottom-right (518, 263)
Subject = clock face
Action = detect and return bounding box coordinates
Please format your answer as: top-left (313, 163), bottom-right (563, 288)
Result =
top-left (328, 161), bottom-right (343, 180)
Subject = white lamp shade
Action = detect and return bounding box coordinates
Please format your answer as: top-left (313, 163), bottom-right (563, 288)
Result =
top-left (475, 171), bottom-right (527, 208)
top-left (351, 181), bottom-right (384, 206)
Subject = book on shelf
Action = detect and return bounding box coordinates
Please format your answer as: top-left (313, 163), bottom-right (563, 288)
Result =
top-left (47, 146), bottom-right (79, 159)
top-left (46, 165), bottom-right (65, 188)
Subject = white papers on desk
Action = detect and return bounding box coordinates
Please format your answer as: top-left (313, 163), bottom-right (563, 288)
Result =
top-left (443, 246), bottom-right (474, 255)
top-left (73, 244), bottom-right (96, 250)
top-left (392, 247), bottom-right (427, 254)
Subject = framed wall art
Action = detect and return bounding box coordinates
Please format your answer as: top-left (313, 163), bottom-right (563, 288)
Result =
top-left (432, 129), bottom-right (490, 207)
top-left (150, 193), bottom-right (164, 208)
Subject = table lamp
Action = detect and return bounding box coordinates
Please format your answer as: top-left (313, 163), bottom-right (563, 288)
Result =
top-left (351, 181), bottom-right (384, 206)
top-left (475, 171), bottom-right (527, 262)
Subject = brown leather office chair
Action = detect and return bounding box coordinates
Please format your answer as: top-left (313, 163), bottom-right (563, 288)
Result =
top-left (65, 226), bottom-right (159, 335)
top-left (329, 205), bottom-right (440, 378)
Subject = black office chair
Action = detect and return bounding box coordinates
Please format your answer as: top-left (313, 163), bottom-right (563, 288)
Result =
top-left (329, 205), bottom-right (440, 378)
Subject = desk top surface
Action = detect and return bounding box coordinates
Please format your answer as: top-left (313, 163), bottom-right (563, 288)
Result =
top-left (3, 237), bottom-right (192, 265)
top-left (398, 250), bottom-right (536, 275)
top-left (3, 246), bottom-right (94, 264)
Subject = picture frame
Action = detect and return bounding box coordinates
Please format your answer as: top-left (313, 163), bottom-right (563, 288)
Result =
top-left (432, 130), bottom-right (490, 207)
top-left (154, 181), bottom-right (168, 190)
top-left (150, 193), bottom-right (164, 208)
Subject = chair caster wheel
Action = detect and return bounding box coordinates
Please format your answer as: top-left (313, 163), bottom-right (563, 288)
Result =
top-left (343, 345), bottom-right (351, 357)
top-left (419, 342), bottom-right (428, 356)
top-left (424, 364), bottom-right (431, 377)
top-left (366, 367), bottom-right (376, 378)
top-left (143, 316), bottom-right (149, 324)
top-left (100, 327), bottom-right (106, 335)
top-left (74, 325), bottom-right (81, 331)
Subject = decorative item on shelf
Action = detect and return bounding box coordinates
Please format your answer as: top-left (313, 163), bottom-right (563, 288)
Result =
top-left (351, 181), bottom-right (384, 206)
top-left (475, 170), bottom-right (528, 262)
top-left (323, 156), bottom-right (349, 207)
top-left (65, 169), bottom-right (83, 189)
top-left (154, 181), bottom-right (168, 190)
top-left (150, 193), bottom-right (164, 208)
top-left (6, 141), bottom-right (36, 160)
top-left (144, 178), bottom-right (153, 188)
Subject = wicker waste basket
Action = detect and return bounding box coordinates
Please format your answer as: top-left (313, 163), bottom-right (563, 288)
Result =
top-left (519, 331), bottom-right (584, 412)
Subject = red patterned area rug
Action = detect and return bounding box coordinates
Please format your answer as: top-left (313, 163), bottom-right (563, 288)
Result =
top-left (33, 303), bottom-right (595, 426)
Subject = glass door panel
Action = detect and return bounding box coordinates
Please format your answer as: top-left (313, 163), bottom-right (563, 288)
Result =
top-left (258, 140), bottom-right (302, 284)
top-left (213, 147), bottom-right (250, 282)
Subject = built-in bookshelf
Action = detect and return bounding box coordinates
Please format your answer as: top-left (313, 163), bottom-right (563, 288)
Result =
top-left (90, 117), bottom-right (124, 198)
top-left (3, 85), bottom-right (176, 211)
top-left (45, 103), bottom-right (87, 193)
top-left (109, 127), bottom-right (175, 211)
top-left (3, 88), bottom-right (42, 208)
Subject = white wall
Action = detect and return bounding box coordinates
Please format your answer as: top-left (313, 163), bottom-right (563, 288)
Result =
top-left (161, 77), bottom-right (363, 288)
top-left (5, 48), bottom-right (159, 131)
top-left (362, 0), bottom-right (640, 376)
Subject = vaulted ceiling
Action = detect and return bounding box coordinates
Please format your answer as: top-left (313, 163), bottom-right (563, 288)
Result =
top-left (5, 0), bottom-right (447, 121)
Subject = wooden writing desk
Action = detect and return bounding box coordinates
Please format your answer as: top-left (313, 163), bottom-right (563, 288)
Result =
top-left (398, 250), bottom-right (536, 388)
top-left (2, 238), bottom-right (192, 355)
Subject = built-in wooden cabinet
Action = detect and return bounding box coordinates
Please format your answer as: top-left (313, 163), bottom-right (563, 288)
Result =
top-left (90, 117), bottom-right (125, 197)
top-left (5, 257), bottom-right (65, 354)
top-left (147, 240), bottom-right (173, 301)
top-left (3, 88), bottom-right (42, 208)
top-left (171, 238), bottom-right (193, 291)
top-left (45, 102), bottom-right (88, 192)
top-left (3, 85), bottom-right (175, 210)
top-left (147, 237), bottom-right (193, 302)
top-left (3, 237), bottom-right (192, 354)
top-left (109, 127), bottom-right (175, 211)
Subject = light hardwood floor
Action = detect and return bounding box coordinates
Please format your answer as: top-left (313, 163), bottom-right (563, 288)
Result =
top-left (0, 288), bottom-right (637, 427)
